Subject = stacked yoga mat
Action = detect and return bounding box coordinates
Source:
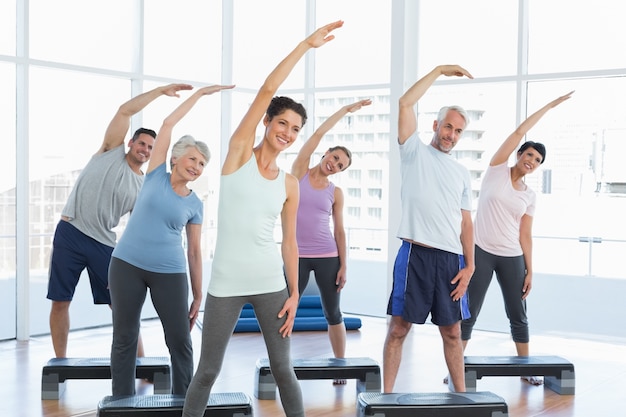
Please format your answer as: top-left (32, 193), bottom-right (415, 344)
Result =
top-left (234, 295), bottom-right (362, 333)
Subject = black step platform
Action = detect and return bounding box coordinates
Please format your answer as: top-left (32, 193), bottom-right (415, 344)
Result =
top-left (97, 393), bottom-right (252, 417)
top-left (42, 356), bottom-right (171, 400)
top-left (464, 355), bottom-right (575, 395)
top-left (357, 392), bottom-right (508, 417)
top-left (254, 357), bottom-right (381, 400)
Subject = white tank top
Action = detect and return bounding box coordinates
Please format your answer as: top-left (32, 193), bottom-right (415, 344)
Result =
top-left (208, 154), bottom-right (287, 297)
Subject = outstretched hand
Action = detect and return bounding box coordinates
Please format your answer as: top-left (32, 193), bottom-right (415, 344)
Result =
top-left (161, 83), bottom-right (194, 98)
top-left (346, 99), bottom-right (372, 113)
top-left (547, 90), bottom-right (574, 109)
top-left (305, 20), bottom-right (344, 48)
top-left (438, 65), bottom-right (474, 79)
top-left (197, 84), bottom-right (236, 96)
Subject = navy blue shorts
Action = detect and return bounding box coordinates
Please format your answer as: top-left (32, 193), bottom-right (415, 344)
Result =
top-left (46, 220), bottom-right (113, 304)
top-left (387, 240), bottom-right (470, 326)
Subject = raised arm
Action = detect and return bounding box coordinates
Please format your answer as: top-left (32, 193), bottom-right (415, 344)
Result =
top-left (398, 65), bottom-right (473, 144)
top-left (99, 83), bottom-right (193, 154)
top-left (291, 99), bottom-right (371, 179)
top-left (490, 91), bottom-right (574, 166)
top-left (147, 85), bottom-right (235, 174)
top-left (223, 20), bottom-right (344, 175)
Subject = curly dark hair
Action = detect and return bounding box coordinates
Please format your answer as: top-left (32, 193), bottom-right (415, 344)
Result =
top-left (266, 96), bottom-right (307, 126)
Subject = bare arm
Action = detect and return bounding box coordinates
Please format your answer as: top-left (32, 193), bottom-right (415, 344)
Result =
top-left (147, 85), bottom-right (235, 174)
top-left (450, 209), bottom-right (475, 302)
top-left (490, 91), bottom-right (574, 166)
top-left (277, 174), bottom-right (300, 338)
top-left (398, 65), bottom-right (473, 144)
top-left (291, 99), bottom-right (371, 179)
top-left (519, 214), bottom-right (534, 300)
top-left (99, 83), bottom-right (193, 154)
top-left (185, 223), bottom-right (203, 331)
top-left (223, 20), bottom-right (344, 175)
top-left (332, 187), bottom-right (347, 292)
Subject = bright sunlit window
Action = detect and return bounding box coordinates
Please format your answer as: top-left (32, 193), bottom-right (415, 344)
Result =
top-left (3, 0), bottom-right (626, 340)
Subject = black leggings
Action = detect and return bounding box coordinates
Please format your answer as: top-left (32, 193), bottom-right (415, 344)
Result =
top-left (298, 257), bottom-right (343, 325)
top-left (461, 245), bottom-right (529, 343)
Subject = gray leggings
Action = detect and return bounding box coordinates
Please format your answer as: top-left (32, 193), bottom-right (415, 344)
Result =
top-left (109, 257), bottom-right (193, 395)
top-left (183, 289), bottom-right (303, 417)
top-left (461, 245), bottom-right (529, 343)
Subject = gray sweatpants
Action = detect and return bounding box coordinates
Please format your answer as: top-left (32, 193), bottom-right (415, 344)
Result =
top-left (461, 245), bottom-right (529, 343)
top-left (183, 289), bottom-right (304, 417)
top-left (109, 257), bottom-right (193, 396)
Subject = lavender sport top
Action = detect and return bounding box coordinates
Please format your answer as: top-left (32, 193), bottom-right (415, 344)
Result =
top-left (296, 171), bottom-right (338, 257)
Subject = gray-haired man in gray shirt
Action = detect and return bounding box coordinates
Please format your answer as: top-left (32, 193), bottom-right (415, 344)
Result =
top-left (46, 83), bottom-right (192, 358)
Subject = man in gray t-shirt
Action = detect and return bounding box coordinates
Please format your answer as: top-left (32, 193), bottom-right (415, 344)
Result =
top-left (46, 83), bottom-right (192, 358)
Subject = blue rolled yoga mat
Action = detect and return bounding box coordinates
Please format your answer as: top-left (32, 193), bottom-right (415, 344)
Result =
top-left (234, 316), bottom-right (362, 333)
top-left (233, 295), bottom-right (362, 333)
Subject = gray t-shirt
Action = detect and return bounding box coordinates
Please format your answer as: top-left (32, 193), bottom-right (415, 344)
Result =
top-left (62, 145), bottom-right (144, 247)
top-left (397, 134), bottom-right (472, 255)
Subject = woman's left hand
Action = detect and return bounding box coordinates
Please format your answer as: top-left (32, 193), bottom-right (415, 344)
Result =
top-left (277, 294), bottom-right (299, 338)
top-left (305, 20), bottom-right (344, 49)
top-left (188, 298), bottom-right (202, 331)
top-left (335, 268), bottom-right (347, 292)
top-left (522, 272), bottom-right (533, 300)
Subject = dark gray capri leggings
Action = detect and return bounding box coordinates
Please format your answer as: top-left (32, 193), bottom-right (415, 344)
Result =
top-left (182, 289), bottom-right (303, 417)
top-left (298, 256), bottom-right (343, 325)
top-left (461, 244), bottom-right (529, 343)
top-left (109, 257), bottom-right (193, 396)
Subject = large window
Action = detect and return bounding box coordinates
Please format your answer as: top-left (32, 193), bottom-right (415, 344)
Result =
top-left (144, 0), bottom-right (222, 81)
top-left (0, 63), bottom-right (16, 340)
top-left (528, 0), bottom-right (626, 73)
top-left (0, 1), bottom-right (15, 56)
top-left (232, 0), bottom-right (305, 90)
top-left (417, 0), bottom-right (518, 77)
top-left (30, 0), bottom-right (135, 71)
top-left (526, 77), bottom-right (626, 278)
top-left (3, 0), bottom-right (626, 340)
top-left (316, 0), bottom-right (391, 87)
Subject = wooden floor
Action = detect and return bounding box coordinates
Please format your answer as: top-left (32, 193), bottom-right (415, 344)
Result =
top-left (2, 315), bottom-right (625, 417)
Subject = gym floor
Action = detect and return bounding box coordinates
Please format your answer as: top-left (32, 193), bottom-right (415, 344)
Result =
top-left (3, 315), bottom-right (624, 417)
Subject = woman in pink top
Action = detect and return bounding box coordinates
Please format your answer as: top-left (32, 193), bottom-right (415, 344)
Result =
top-left (291, 99), bottom-right (371, 384)
top-left (459, 91), bottom-right (574, 386)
